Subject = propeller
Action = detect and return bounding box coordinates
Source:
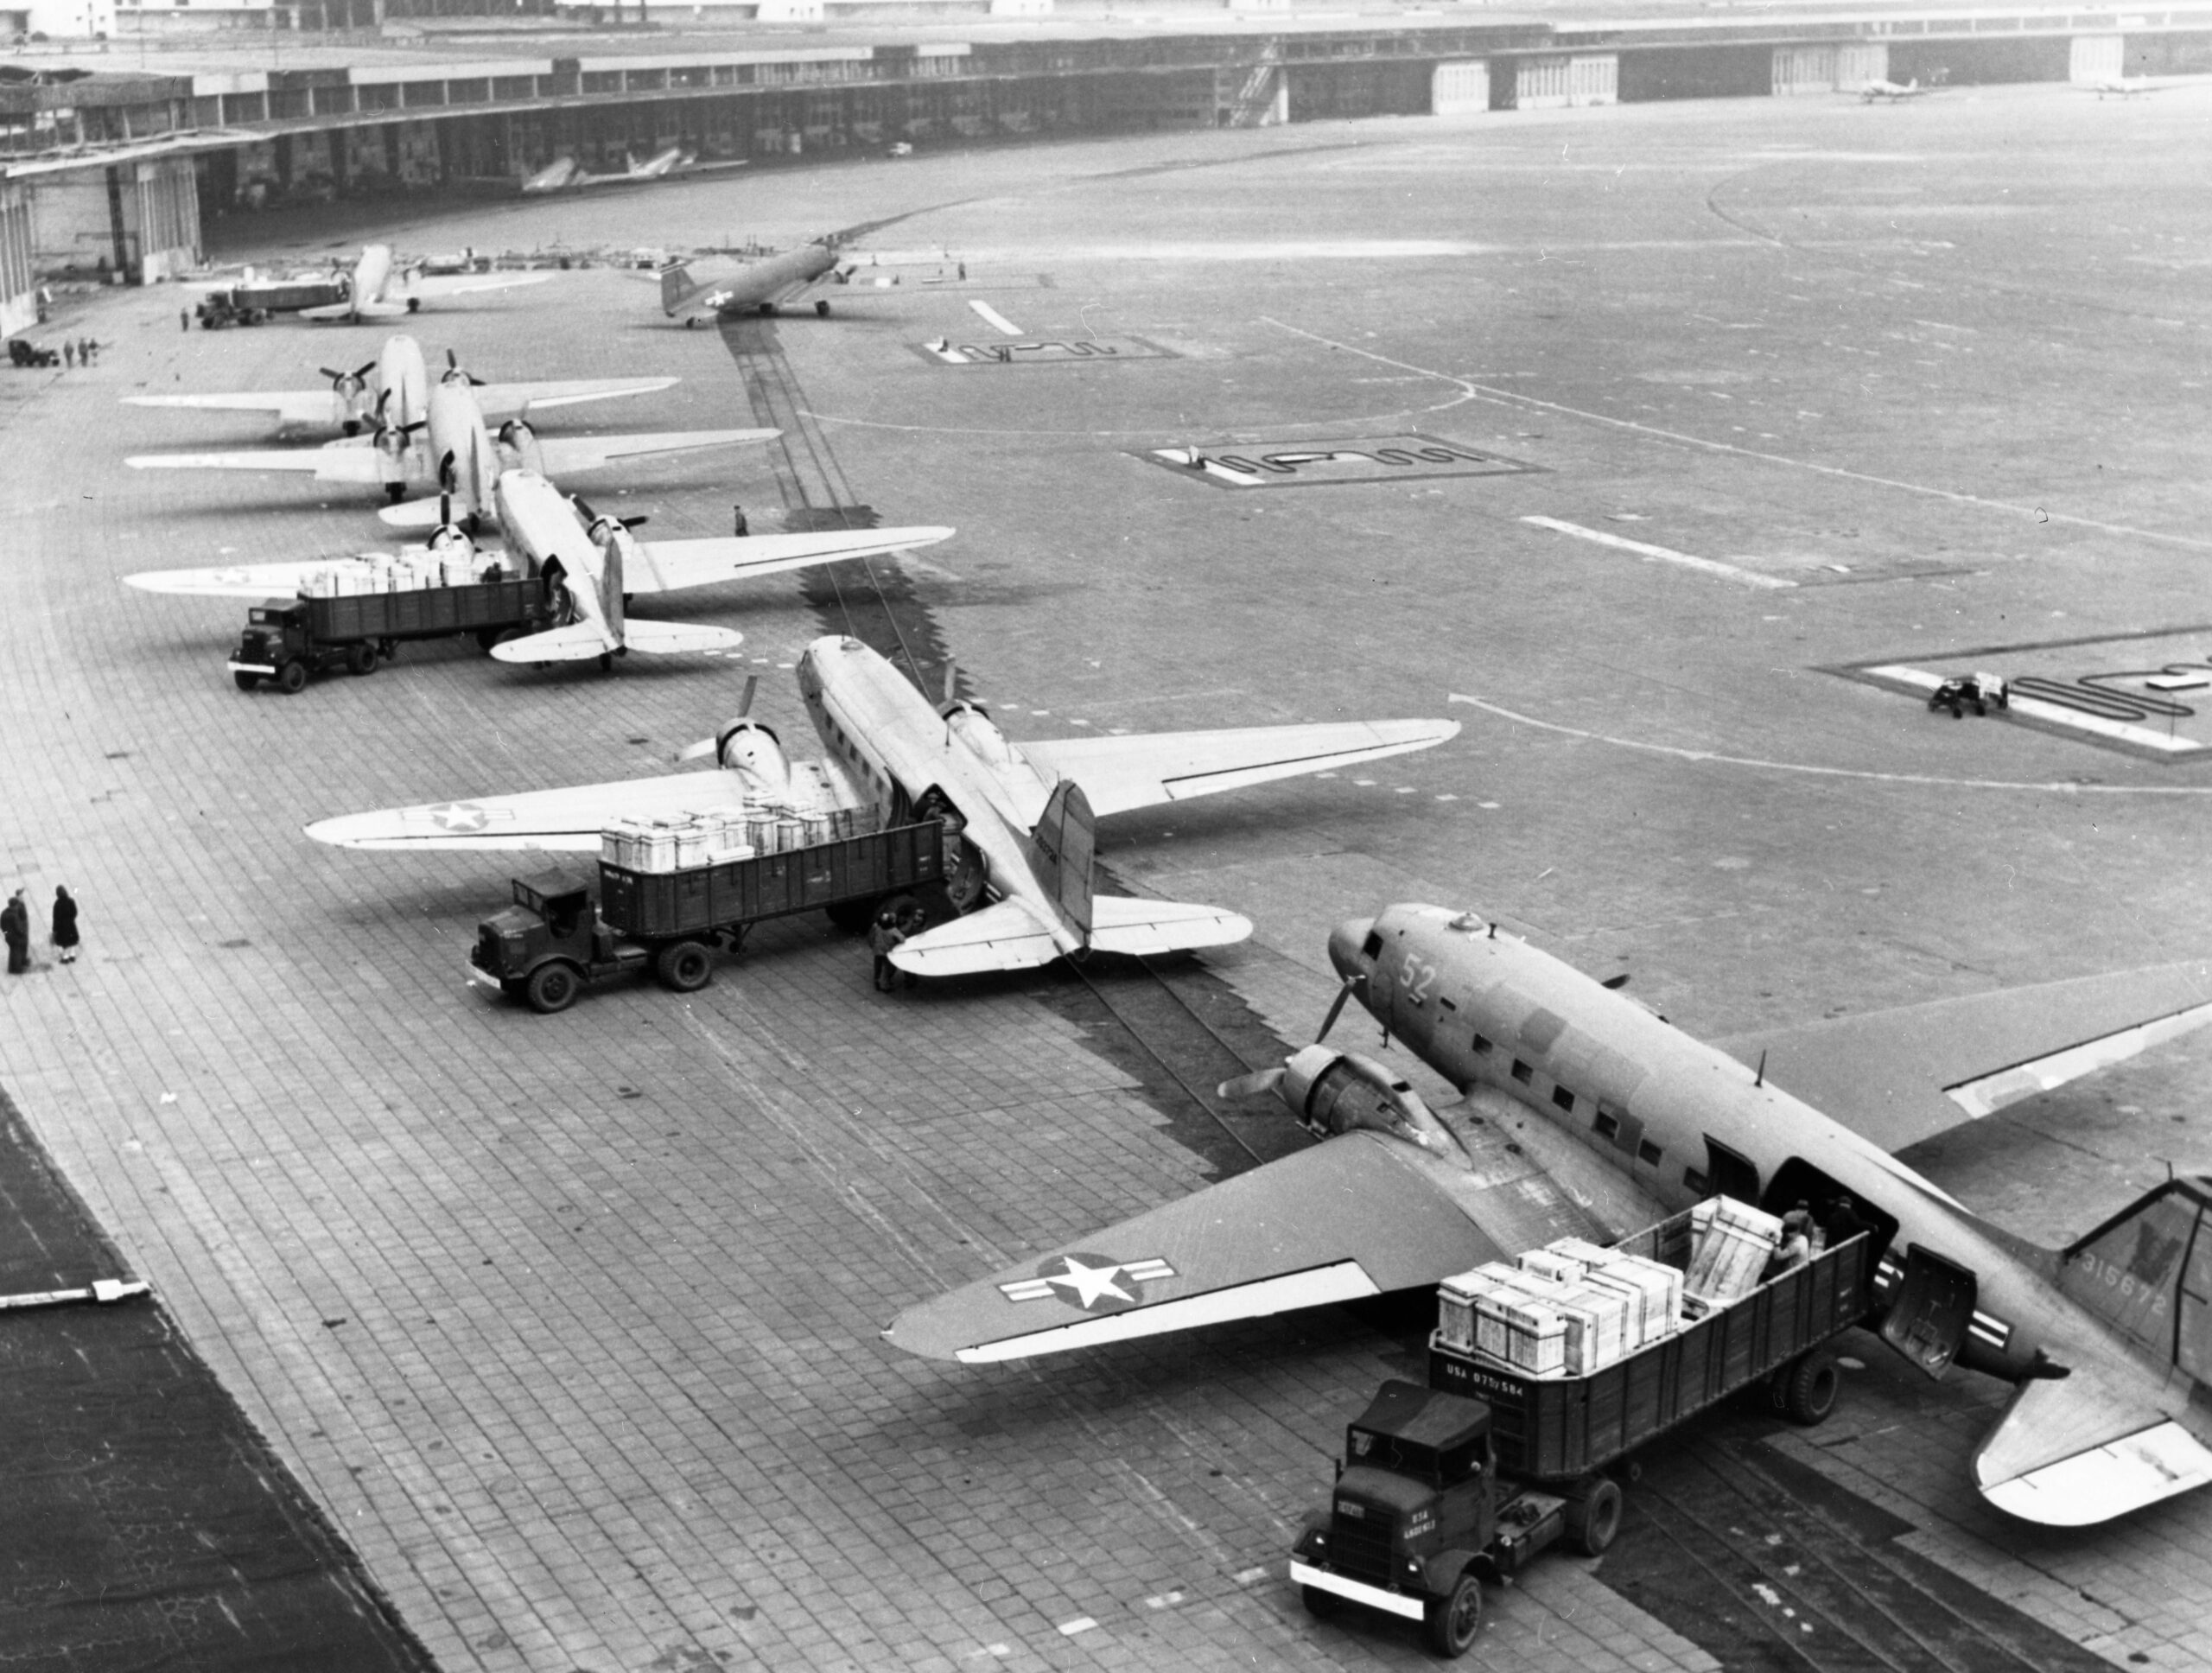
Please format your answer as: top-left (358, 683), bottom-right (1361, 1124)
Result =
top-left (1314, 972), bottom-right (1364, 1043)
top-left (443, 347), bottom-right (485, 387)
top-left (1217, 972), bottom-right (1366, 1103)
top-left (673, 674), bottom-right (759, 763)
top-left (320, 359), bottom-right (375, 388)
top-left (571, 493), bottom-right (645, 537)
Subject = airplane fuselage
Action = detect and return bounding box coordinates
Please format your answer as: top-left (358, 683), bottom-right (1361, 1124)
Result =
top-left (1340, 905), bottom-right (2176, 1402)
top-left (494, 469), bottom-right (618, 636)
top-left (366, 334), bottom-right (429, 431)
top-left (678, 245), bottom-right (841, 320)
top-left (797, 637), bottom-right (1074, 949)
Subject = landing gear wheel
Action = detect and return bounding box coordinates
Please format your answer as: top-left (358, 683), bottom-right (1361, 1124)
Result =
top-left (598, 652), bottom-right (614, 673)
top-left (656, 940), bottom-right (713, 993)
top-left (1421, 1569), bottom-right (1483, 1658)
top-left (1563, 1477), bottom-right (1623, 1557)
top-left (815, 299), bottom-right (830, 317)
top-left (232, 671), bottom-right (259, 691)
top-left (385, 483), bottom-right (407, 504)
top-left (276, 659), bottom-right (308, 695)
top-left (477, 627), bottom-right (504, 654)
top-left (1775, 1348), bottom-right (1841, 1426)
top-left (1300, 1585), bottom-right (1340, 1620)
top-left (346, 641), bottom-right (378, 676)
top-left (524, 962), bottom-right (580, 1015)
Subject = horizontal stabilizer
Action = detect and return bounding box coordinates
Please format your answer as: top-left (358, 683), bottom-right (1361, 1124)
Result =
top-left (1085, 894), bottom-right (1252, 957)
top-left (890, 900), bottom-right (1065, 976)
top-left (1021, 718), bottom-right (1461, 818)
top-left (617, 619), bottom-right (745, 656)
top-left (378, 497), bottom-right (452, 530)
top-left (1974, 1366), bottom-right (2212, 1524)
top-left (531, 429), bottom-right (779, 475)
top-left (490, 623), bottom-right (614, 664)
top-left (883, 1132), bottom-right (1510, 1364)
top-left (626, 526), bottom-right (956, 595)
top-left (1715, 961), bottom-right (2212, 1153)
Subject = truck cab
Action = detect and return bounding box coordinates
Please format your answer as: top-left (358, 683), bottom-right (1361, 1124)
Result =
top-left (230, 600), bottom-right (312, 691)
top-left (471, 871), bottom-right (621, 1013)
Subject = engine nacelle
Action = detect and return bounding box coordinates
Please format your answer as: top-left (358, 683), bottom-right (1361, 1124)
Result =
top-left (715, 719), bottom-right (791, 798)
top-left (497, 418), bottom-right (537, 458)
top-left (1279, 1045), bottom-right (1464, 1158)
top-left (425, 522), bottom-right (476, 557)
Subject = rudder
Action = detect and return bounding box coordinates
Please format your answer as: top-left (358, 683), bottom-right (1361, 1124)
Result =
top-left (2059, 1174), bottom-right (2212, 1372)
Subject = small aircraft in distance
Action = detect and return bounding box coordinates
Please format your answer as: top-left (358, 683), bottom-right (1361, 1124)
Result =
top-left (121, 334), bottom-right (677, 439)
top-left (126, 473), bottom-right (950, 671)
top-left (304, 636), bottom-right (1459, 975)
top-left (293, 245), bottom-right (553, 324)
top-left (1859, 77), bottom-right (1930, 102)
top-left (660, 242), bottom-right (855, 325)
top-left (522, 148), bottom-right (749, 193)
top-left (2085, 75), bottom-right (2163, 98)
top-left (125, 357), bottom-right (772, 523)
top-left (887, 902), bottom-right (2212, 1526)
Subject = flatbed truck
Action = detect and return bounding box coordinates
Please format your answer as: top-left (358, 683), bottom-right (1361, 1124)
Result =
top-left (229, 579), bottom-right (552, 691)
top-left (194, 277), bottom-right (353, 328)
top-left (1290, 1208), bottom-right (1867, 1657)
top-left (469, 821), bottom-right (947, 1012)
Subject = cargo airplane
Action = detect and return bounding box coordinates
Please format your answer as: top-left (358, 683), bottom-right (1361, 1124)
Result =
top-left (1859, 77), bottom-right (1929, 101)
top-left (522, 148), bottom-right (748, 193)
top-left (303, 637), bottom-right (1459, 973)
top-left (125, 357), bottom-right (772, 525)
top-left (659, 243), bottom-right (849, 325)
top-left (295, 244), bottom-right (553, 324)
top-left (126, 474), bottom-right (950, 670)
top-left (122, 334), bottom-right (676, 439)
top-left (887, 902), bottom-right (2212, 1527)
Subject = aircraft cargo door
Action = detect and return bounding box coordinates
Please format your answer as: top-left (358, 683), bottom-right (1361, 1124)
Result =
top-left (1881, 1246), bottom-right (1977, 1378)
top-left (1031, 780), bottom-right (1096, 939)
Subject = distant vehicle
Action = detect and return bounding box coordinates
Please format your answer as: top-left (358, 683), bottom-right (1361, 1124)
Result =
top-left (887, 141), bottom-right (915, 157)
top-left (1859, 78), bottom-right (1929, 102)
top-left (193, 272), bottom-right (351, 328)
top-left (523, 147), bottom-right (749, 193)
top-left (1928, 672), bottom-right (2008, 717)
top-left (8, 337), bottom-right (59, 368)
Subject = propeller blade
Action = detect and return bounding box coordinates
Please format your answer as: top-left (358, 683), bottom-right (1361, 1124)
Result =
top-left (739, 674), bottom-right (758, 717)
top-left (942, 659), bottom-right (957, 706)
top-left (1601, 973), bottom-right (1630, 990)
top-left (354, 359), bottom-right (376, 379)
top-left (439, 490), bottom-right (452, 527)
top-left (672, 736), bottom-right (719, 764)
top-left (319, 366), bottom-right (346, 381)
top-left (1217, 1066), bottom-right (1287, 1102)
top-left (572, 493), bottom-right (598, 525)
top-left (1315, 976), bottom-right (1361, 1044)
top-left (618, 514), bottom-right (648, 530)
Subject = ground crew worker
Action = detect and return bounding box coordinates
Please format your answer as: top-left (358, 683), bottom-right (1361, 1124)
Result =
top-left (868, 909), bottom-right (906, 993)
top-left (50, 886), bottom-right (79, 965)
top-left (61, 340), bottom-right (73, 369)
top-left (1764, 1209), bottom-right (1813, 1282)
top-left (3, 889), bottom-right (27, 975)
top-left (897, 901), bottom-right (928, 989)
top-left (731, 504), bottom-right (748, 537)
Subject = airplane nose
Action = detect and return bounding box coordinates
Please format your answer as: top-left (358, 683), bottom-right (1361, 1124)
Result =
top-left (1328, 916), bottom-right (1376, 981)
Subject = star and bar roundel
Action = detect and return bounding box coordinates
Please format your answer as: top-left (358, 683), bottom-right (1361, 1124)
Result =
top-left (998, 1252), bottom-right (1177, 1315)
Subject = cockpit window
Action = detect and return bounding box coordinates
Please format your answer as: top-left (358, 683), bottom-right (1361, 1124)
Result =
top-left (1362, 931), bottom-right (1383, 959)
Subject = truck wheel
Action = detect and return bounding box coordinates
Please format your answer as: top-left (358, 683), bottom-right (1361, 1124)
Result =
top-left (232, 671), bottom-right (259, 691)
top-left (525, 963), bottom-right (581, 1014)
top-left (656, 940), bottom-right (714, 993)
top-left (276, 660), bottom-right (308, 694)
top-left (1421, 1569), bottom-right (1483, 1658)
top-left (824, 897), bottom-right (878, 934)
top-left (1776, 1348), bottom-right (1842, 1427)
top-left (476, 627), bottom-right (504, 654)
top-left (1300, 1585), bottom-right (1340, 1620)
top-left (346, 642), bottom-right (378, 676)
top-left (1563, 1477), bottom-right (1623, 1557)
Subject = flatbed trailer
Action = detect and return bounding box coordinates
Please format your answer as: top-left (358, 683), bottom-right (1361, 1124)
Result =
top-left (195, 278), bottom-right (352, 328)
top-left (1291, 1206), bottom-right (1867, 1657)
top-left (229, 579), bottom-right (551, 691)
top-left (469, 821), bottom-right (947, 1012)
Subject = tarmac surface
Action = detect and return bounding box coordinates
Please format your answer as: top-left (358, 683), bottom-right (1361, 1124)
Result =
top-left (6, 82), bottom-right (2212, 1672)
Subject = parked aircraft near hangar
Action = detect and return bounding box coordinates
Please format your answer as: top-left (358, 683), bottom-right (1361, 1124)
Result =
top-left (125, 368), bottom-right (772, 525)
top-left (124, 473), bottom-right (950, 671)
top-left (303, 636), bottom-right (1459, 970)
top-left (887, 903), bottom-right (2212, 1526)
top-left (294, 245), bottom-right (553, 324)
top-left (123, 335), bottom-right (676, 439)
top-left (1859, 77), bottom-right (1930, 101)
top-left (522, 148), bottom-right (750, 193)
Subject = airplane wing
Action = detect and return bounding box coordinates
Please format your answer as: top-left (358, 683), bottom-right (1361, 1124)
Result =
top-left (124, 557), bottom-right (390, 599)
top-left (530, 429), bottom-right (779, 474)
top-left (124, 446), bottom-right (394, 484)
top-left (407, 272), bottom-right (558, 301)
top-left (1712, 962), bottom-right (2212, 1154)
top-left (1020, 719), bottom-right (1462, 819)
top-left (1972, 1362), bottom-right (2212, 1524)
top-left (304, 770), bottom-right (747, 851)
top-left (1086, 894), bottom-right (1251, 957)
top-left (884, 1131), bottom-right (1533, 1364)
top-left (891, 899), bottom-right (1065, 976)
top-left (625, 526), bottom-right (955, 595)
top-left (122, 390), bottom-right (346, 428)
top-left (467, 377), bottom-right (680, 422)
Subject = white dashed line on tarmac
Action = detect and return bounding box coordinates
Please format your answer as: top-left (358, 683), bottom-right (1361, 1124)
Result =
top-left (1521, 516), bottom-right (1796, 590)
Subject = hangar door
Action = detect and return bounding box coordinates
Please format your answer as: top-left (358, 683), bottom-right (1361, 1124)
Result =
top-left (2070, 34), bottom-right (2125, 82)
top-left (1516, 54), bottom-right (1618, 110)
top-left (1433, 60), bottom-right (1491, 116)
top-left (1771, 46), bottom-right (1838, 95)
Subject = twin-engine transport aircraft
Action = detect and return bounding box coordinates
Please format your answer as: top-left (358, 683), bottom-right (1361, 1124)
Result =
top-left (299, 245), bottom-right (554, 324)
top-left (659, 244), bottom-right (847, 325)
top-left (1859, 77), bottom-right (1929, 101)
top-left (125, 363), bottom-right (772, 524)
top-left (886, 903), bottom-right (2212, 1527)
top-left (125, 474), bottom-right (949, 671)
top-left (304, 637), bottom-right (1458, 973)
top-left (121, 334), bottom-right (677, 439)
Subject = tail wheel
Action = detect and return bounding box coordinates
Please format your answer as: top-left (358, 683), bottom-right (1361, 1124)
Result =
top-left (1776, 1348), bottom-right (1842, 1426)
top-left (276, 660), bottom-right (308, 695)
top-left (656, 940), bottom-right (714, 993)
top-left (1563, 1476), bottom-right (1624, 1556)
top-left (1421, 1568), bottom-right (1484, 1657)
top-left (524, 963), bottom-right (581, 1014)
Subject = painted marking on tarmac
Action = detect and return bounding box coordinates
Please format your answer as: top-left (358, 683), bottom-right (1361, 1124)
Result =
top-left (1262, 319), bottom-right (2212, 551)
top-left (967, 299), bottom-right (1024, 335)
top-left (1140, 434), bottom-right (1538, 489)
top-left (1851, 663), bottom-right (2212, 760)
top-left (1448, 694), bottom-right (2212, 794)
top-left (1522, 516), bottom-right (1796, 589)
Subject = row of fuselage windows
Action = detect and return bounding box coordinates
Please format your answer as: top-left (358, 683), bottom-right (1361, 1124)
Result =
top-left (1468, 1029), bottom-right (1672, 1174)
top-left (820, 709), bottom-right (893, 798)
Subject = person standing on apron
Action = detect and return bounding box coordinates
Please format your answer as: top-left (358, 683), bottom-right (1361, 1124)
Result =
top-left (51, 887), bottom-right (79, 965)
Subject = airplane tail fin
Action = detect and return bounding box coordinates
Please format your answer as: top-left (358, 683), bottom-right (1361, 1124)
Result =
top-left (660, 262), bottom-right (698, 316)
top-left (1027, 780), bottom-right (1096, 938)
top-left (2058, 1173), bottom-right (2212, 1360)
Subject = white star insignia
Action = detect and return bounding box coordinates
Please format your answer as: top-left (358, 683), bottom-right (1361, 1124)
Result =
top-left (998, 1253), bottom-right (1177, 1314)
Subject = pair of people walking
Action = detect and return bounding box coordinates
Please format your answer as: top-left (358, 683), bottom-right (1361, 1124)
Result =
top-left (3, 887), bottom-right (79, 974)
